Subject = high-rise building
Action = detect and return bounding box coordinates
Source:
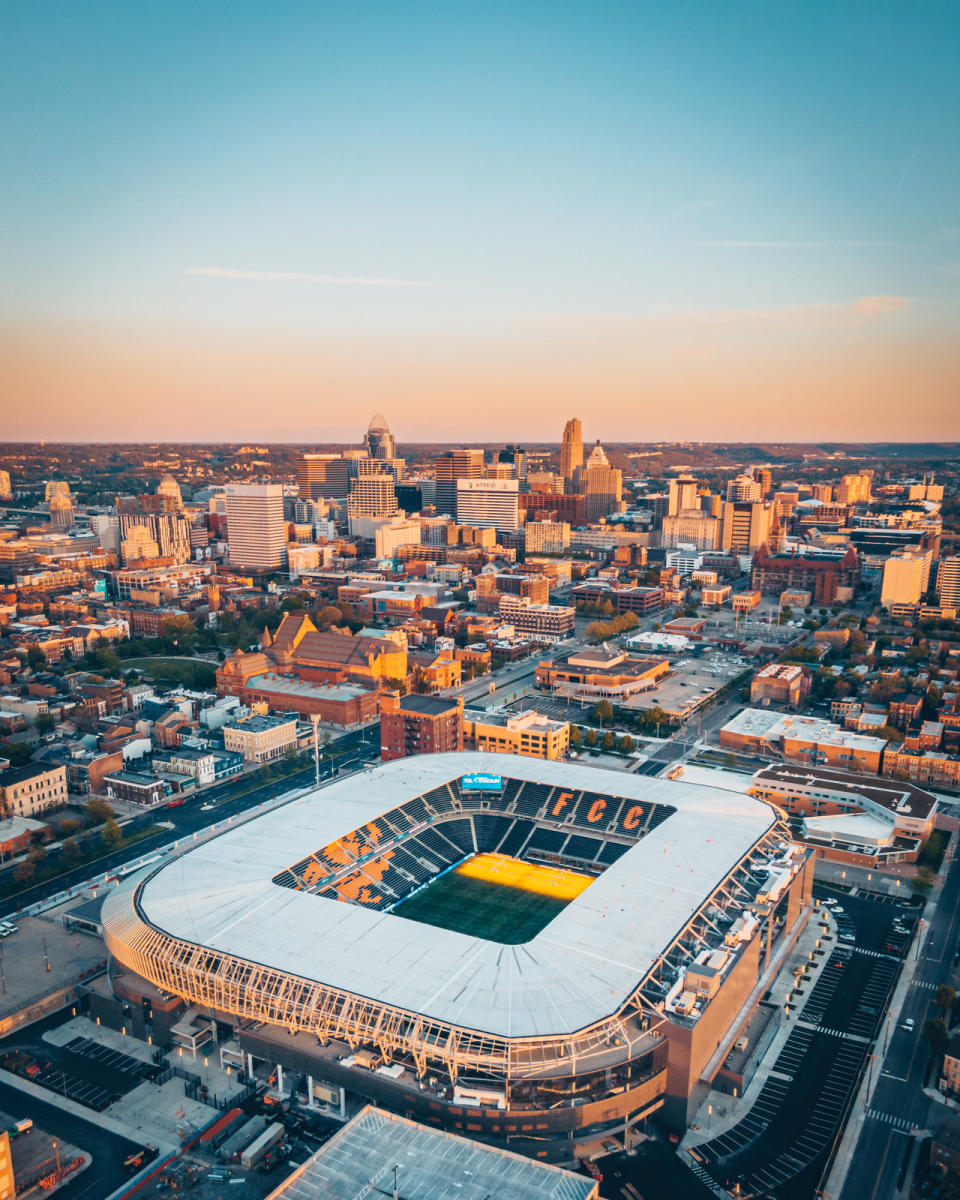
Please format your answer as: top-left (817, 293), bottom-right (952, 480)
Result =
top-left (668, 474), bottom-right (699, 516)
top-left (752, 467), bottom-right (773, 498)
top-left (881, 550), bottom-right (933, 609)
top-left (937, 556), bottom-right (960, 610)
top-left (812, 483), bottom-right (834, 503)
top-left (499, 445), bottom-right (527, 482)
top-left (661, 511), bottom-right (719, 550)
top-left (48, 492), bottom-right (75, 528)
top-left (726, 474), bottom-right (763, 503)
top-left (835, 472), bottom-right (873, 506)
top-left (560, 418), bottom-right (583, 490)
top-left (364, 413), bottom-right (396, 460)
top-left (117, 498), bottom-right (191, 564)
top-left (45, 481), bottom-right (70, 502)
top-left (435, 449), bottom-right (484, 517)
top-left (297, 454), bottom-right (350, 500)
top-left (720, 500), bottom-right (773, 553)
top-left (524, 520), bottom-right (570, 555)
top-left (579, 442), bottom-right (622, 521)
top-left (455, 478), bottom-right (519, 532)
top-left (157, 473), bottom-right (184, 509)
top-left (0, 470), bottom-right (11, 501)
top-left (225, 483), bottom-right (286, 571)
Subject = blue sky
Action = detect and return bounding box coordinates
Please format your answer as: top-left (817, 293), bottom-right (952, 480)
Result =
top-left (1, 1), bottom-right (958, 440)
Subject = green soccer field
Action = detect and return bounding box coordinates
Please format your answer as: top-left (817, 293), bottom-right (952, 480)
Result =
top-left (392, 868), bottom-right (572, 944)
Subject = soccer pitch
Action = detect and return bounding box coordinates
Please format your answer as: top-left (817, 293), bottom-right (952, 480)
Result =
top-left (392, 853), bottom-right (594, 945)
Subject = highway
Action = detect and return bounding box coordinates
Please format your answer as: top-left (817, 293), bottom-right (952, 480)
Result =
top-left (838, 843), bottom-right (960, 1200)
top-left (0, 724), bottom-right (380, 920)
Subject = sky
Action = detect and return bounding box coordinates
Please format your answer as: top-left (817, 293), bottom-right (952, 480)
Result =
top-left (1, 1), bottom-right (959, 443)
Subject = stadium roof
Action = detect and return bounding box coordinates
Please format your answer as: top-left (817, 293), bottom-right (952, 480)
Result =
top-left (275, 1105), bottom-right (596, 1200)
top-left (134, 754), bottom-right (777, 1040)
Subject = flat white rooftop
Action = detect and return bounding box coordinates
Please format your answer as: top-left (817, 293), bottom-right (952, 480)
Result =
top-left (134, 754), bottom-right (778, 1040)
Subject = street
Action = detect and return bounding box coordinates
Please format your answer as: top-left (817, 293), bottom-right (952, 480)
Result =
top-left (0, 724), bottom-right (380, 921)
top-left (838, 842), bottom-right (960, 1200)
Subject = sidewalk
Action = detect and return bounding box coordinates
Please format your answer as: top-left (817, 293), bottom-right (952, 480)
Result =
top-left (822, 881), bottom-right (940, 1198)
top-left (683, 904), bottom-right (835, 1150)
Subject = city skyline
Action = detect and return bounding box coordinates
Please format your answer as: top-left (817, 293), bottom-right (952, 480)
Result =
top-left (2, 2), bottom-right (958, 440)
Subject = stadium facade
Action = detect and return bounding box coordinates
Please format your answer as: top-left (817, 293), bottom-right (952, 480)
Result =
top-left (102, 754), bottom-right (813, 1159)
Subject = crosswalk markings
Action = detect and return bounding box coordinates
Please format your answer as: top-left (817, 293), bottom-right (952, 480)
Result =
top-left (865, 1107), bottom-right (914, 1132)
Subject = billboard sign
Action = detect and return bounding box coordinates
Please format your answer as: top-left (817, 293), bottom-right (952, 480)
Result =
top-left (460, 772), bottom-right (503, 792)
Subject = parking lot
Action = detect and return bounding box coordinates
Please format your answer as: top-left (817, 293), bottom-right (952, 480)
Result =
top-left (1, 1031), bottom-right (161, 1111)
top-left (688, 889), bottom-right (915, 1199)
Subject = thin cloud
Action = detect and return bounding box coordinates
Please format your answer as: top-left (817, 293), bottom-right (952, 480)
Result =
top-left (674, 239), bottom-right (912, 248)
top-left (185, 267), bottom-right (433, 287)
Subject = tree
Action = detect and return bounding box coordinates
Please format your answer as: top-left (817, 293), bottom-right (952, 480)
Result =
top-left (568, 725), bottom-right (581, 749)
top-left (26, 645), bottom-right (46, 669)
top-left (913, 865), bottom-right (935, 895)
top-left (86, 799), bottom-right (114, 824)
top-left (936, 984), bottom-right (957, 1018)
top-left (724, 753), bottom-right (738, 768)
top-left (12, 861), bottom-right (34, 883)
top-left (160, 615), bottom-right (198, 655)
top-left (602, 731), bottom-right (615, 751)
top-left (923, 1016), bottom-right (949, 1058)
top-left (592, 700), bottom-right (614, 727)
top-left (585, 729), bottom-right (598, 748)
top-left (101, 817), bottom-right (124, 850)
top-left (317, 605), bottom-right (343, 628)
top-left (618, 735), bottom-right (635, 755)
top-left (61, 837), bottom-right (82, 865)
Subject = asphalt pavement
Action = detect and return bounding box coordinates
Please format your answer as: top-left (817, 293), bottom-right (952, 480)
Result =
top-left (837, 842), bottom-right (960, 1200)
top-left (0, 725), bottom-right (380, 920)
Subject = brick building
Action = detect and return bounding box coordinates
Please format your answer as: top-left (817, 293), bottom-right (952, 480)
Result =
top-left (379, 693), bottom-right (464, 761)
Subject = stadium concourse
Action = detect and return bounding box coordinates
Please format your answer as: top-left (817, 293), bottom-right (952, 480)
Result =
top-left (101, 754), bottom-right (814, 1162)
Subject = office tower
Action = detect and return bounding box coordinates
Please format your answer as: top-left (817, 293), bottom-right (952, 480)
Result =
top-left (45, 480), bottom-right (70, 502)
top-left (726, 474), bottom-right (763, 503)
top-left (500, 445), bottom-right (527, 482)
top-left (0, 471), bottom-right (11, 501)
top-left (435, 449), bottom-right (484, 517)
top-left (700, 492), bottom-right (722, 518)
top-left (720, 500), bottom-right (773, 553)
top-left (812, 483), bottom-right (833, 502)
top-left (348, 471), bottom-right (398, 520)
top-left (579, 442), bottom-right (622, 521)
top-left (661, 511), bottom-right (719, 550)
top-left (835, 472), bottom-right (873, 506)
top-left (484, 463), bottom-right (514, 479)
top-left (297, 453), bottom-right (351, 500)
top-left (560, 418), bottom-right (583, 490)
top-left (455, 479), bottom-right (520, 532)
top-left (48, 492), bottom-right (75, 528)
top-left (121, 523), bottom-right (161, 563)
top-left (117, 497), bottom-right (191, 564)
top-left (225, 483), bottom-right (286, 570)
top-left (156, 473), bottom-right (184, 509)
top-left (937, 557), bottom-right (960, 609)
top-left (881, 550), bottom-right (933, 609)
top-left (90, 512), bottom-right (120, 554)
top-left (753, 467), bottom-right (772, 498)
top-left (668, 474), bottom-right (699, 516)
top-left (525, 521), bottom-right (570, 555)
top-left (365, 413), bottom-right (396, 460)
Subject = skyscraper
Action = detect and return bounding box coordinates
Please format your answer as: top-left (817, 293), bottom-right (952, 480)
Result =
top-left (560, 418), bottom-right (583, 490)
top-left (668, 473), bottom-right (699, 516)
top-left (297, 454), bottom-right (350, 500)
top-left (365, 413), bottom-right (396, 460)
top-left (455, 478), bottom-right (520, 532)
top-left (0, 471), bottom-right (11, 501)
top-left (726, 474), bottom-right (763, 503)
top-left (720, 500), bottom-right (773, 553)
top-left (937, 556), bottom-right (960, 610)
top-left (435, 449), bottom-right (484, 517)
top-left (579, 441), bottom-right (622, 521)
top-left (225, 484), bottom-right (286, 571)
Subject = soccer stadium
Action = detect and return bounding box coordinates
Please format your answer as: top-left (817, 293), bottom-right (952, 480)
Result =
top-left (102, 754), bottom-right (814, 1159)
